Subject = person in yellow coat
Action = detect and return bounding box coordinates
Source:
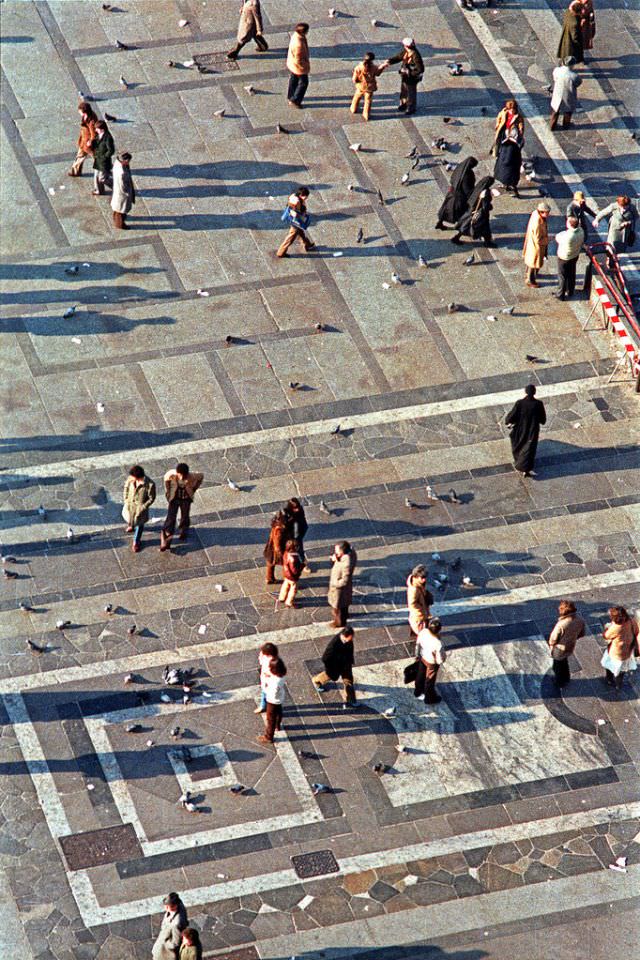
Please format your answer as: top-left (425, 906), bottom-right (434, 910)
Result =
top-left (350, 52), bottom-right (385, 122)
top-left (522, 202), bottom-right (550, 287)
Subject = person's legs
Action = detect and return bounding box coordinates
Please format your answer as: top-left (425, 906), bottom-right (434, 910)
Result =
top-left (177, 499), bottom-right (191, 539)
top-left (549, 110), bottom-right (559, 131)
top-left (294, 74), bottom-right (309, 105)
top-left (562, 112), bottom-right (572, 128)
top-left (337, 604), bottom-right (349, 627)
top-left (566, 256), bottom-right (578, 296)
top-left (313, 670), bottom-right (331, 690)
top-left (160, 499), bottom-right (179, 551)
top-left (278, 579), bottom-right (295, 604)
top-left (605, 668), bottom-right (615, 686)
top-left (276, 226), bottom-right (300, 257)
top-left (424, 663), bottom-right (441, 703)
top-left (362, 92), bottom-right (372, 122)
top-left (414, 660), bottom-right (426, 699)
top-left (93, 171), bottom-right (105, 195)
top-left (227, 36), bottom-right (249, 59)
top-left (261, 702), bottom-right (280, 741)
top-left (405, 81), bottom-right (417, 115)
top-left (132, 523), bottom-right (144, 552)
top-left (556, 259), bottom-right (568, 299)
top-left (255, 34), bottom-right (269, 51)
top-left (287, 72), bottom-right (298, 102)
top-left (69, 148), bottom-right (87, 176)
top-left (342, 670), bottom-right (356, 704)
top-left (552, 657), bottom-right (570, 687)
top-left (284, 580), bottom-right (298, 607)
top-left (350, 90), bottom-right (363, 115)
top-left (398, 77), bottom-right (408, 110)
top-left (298, 228), bottom-right (315, 252)
top-left (265, 561), bottom-right (276, 584)
top-left (113, 211), bottom-right (125, 229)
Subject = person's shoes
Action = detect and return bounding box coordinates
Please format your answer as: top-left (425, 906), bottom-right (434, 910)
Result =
top-left (435, 221), bottom-right (446, 230)
top-left (284, 602), bottom-right (295, 608)
top-left (276, 252), bottom-right (289, 258)
top-left (450, 236), bottom-right (463, 245)
top-left (397, 103), bottom-right (406, 112)
top-left (226, 50), bottom-right (238, 60)
top-left (484, 240), bottom-right (497, 248)
top-left (415, 693), bottom-right (425, 701)
top-left (91, 190), bottom-right (104, 196)
top-left (257, 735), bottom-right (274, 745)
top-left (159, 544), bottom-right (169, 552)
top-left (178, 532), bottom-right (187, 541)
top-left (67, 171), bottom-right (80, 177)
top-left (314, 684), bottom-right (326, 693)
top-left (513, 188), bottom-right (521, 198)
top-left (426, 695), bottom-right (442, 704)
top-left (266, 578), bottom-right (276, 584)
top-left (132, 542), bottom-right (141, 553)
top-left (288, 100), bottom-right (302, 109)
top-left (525, 281), bottom-right (539, 288)
top-left (126, 525), bottom-right (133, 533)
top-left (305, 242), bottom-right (317, 252)
top-left (253, 707), bottom-right (265, 714)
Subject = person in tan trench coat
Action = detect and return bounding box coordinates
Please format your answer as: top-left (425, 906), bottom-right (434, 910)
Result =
top-left (227, 0), bottom-right (268, 60)
top-left (327, 541), bottom-right (357, 627)
top-left (523, 202), bottom-right (550, 286)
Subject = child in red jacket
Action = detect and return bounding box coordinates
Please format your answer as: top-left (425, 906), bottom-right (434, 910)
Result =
top-left (277, 539), bottom-right (303, 608)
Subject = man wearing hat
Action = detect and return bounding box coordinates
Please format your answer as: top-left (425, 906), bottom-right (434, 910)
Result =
top-left (152, 893), bottom-right (188, 959)
top-left (522, 202), bottom-right (550, 287)
top-left (382, 38), bottom-right (424, 115)
top-left (567, 190), bottom-right (596, 236)
top-left (550, 56), bottom-right (582, 130)
top-left (111, 152), bottom-right (136, 229)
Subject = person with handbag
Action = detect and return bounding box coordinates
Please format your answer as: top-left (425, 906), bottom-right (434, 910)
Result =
top-left (382, 38), bottom-right (424, 116)
top-left (491, 100), bottom-right (525, 157)
top-left (414, 618), bottom-right (445, 705)
top-left (450, 176), bottom-right (497, 248)
top-left (276, 186), bottom-right (316, 258)
top-left (601, 606), bottom-right (639, 691)
top-left (547, 600), bottom-right (585, 687)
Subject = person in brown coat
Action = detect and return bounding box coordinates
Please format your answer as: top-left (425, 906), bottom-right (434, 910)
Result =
top-left (68, 101), bottom-right (97, 177)
top-left (277, 539), bottom-right (303, 608)
top-left (601, 606), bottom-right (639, 690)
top-left (580, 0), bottom-right (596, 51)
top-left (227, 0), bottom-right (268, 60)
top-left (327, 540), bottom-right (357, 627)
top-left (350, 52), bottom-right (385, 122)
top-left (160, 462), bottom-right (204, 551)
top-left (286, 22), bottom-right (310, 108)
top-left (491, 99), bottom-right (525, 156)
top-left (406, 564), bottom-right (434, 639)
top-left (522, 202), bottom-right (550, 286)
top-left (264, 510), bottom-right (288, 583)
top-left (557, 1), bottom-right (584, 64)
top-left (548, 600), bottom-right (586, 687)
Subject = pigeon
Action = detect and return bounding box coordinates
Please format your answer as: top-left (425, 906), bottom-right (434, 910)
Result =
top-left (168, 60), bottom-right (178, 67)
top-left (178, 18), bottom-right (189, 27)
top-left (275, 122), bottom-right (288, 134)
top-left (163, 666), bottom-right (182, 685)
top-left (19, 601), bottom-right (34, 613)
top-left (406, 145), bottom-right (419, 159)
top-left (382, 282), bottom-right (391, 290)
top-left (347, 183), bottom-right (355, 191)
top-left (160, 693), bottom-right (172, 703)
top-left (26, 639), bottom-right (47, 653)
top-left (443, 116), bottom-right (452, 124)
top-left (244, 84), bottom-right (256, 95)
top-left (371, 18), bottom-right (380, 26)
top-left (349, 142), bottom-right (361, 153)
top-left (445, 162), bottom-right (456, 172)
top-left (449, 489), bottom-right (461, 504)
top-left (480, 106), bottom-right (487, 115)
top-left (396, 744), bottom-right (407, 753)
top-left (448, 62), bottom-right (464, 76)
top-left (115, 40), bottom-right (132, 50)
top-left (501, 306), bottom-right (514, 315)
top-left (183, 691), bottom-right (191, 705)
top-left (230, 784), bottom-right (246, 794)
top-left (373, 762), bottom-right (386, 774)
top-left (65, 265), bottom-right (79, 275)
top-left (170, 725), bottom-right (181, 739)
top-left (56, 620), bottom-right (72, 630)
top-left (123, 673), bottom-right (134, 684)
top-left (431, 552), bottom-right (441, 562)
top-left (63, 306), bottom-right (77, 318)
top-left (227, 479), bottom-right (241, 491)
top-left (102, 2), bottom-right (113, 8)
top-left (450, 557), bottom-right (461, 570)
top-left (183, 801), bottom-right (199, 813)
top-left (376, 188), bottom-right (385, 205)
top-left (96, 402), bottom-right (105, 413)
top-left (418, 255), bottom-right (427, 267)
top-left (3, 570), bottom-right (18, 580)
top-left (125, 723), bottom-right (143, 733)
top-left (462, 576), bottom-right (474, 587)
top-left (311, 783), bottom-right (330, 795)
top-left (104, 112), bottom-right (118, 122)
top-left (609, 856), bottom-right (628, 873)
top-left (383, 706), bottom-right (396, 717)
top-left (299, 750), bottom-right (318, 760)
top-left (391, 272), bottom-right (401, 285)
top-left (1, 557), bottom-right (17, 565)
top-left (315, 322), bottom-right (325, 332)
top-left (196, 289), bottom-right (209, 297)
top-left (464, 254), bottom-right (475, 265)
top-left (127, 624), bottom-right (137, 635)
top-left (66, 527), bottom-right (75, 541)
top-left (426, 485), bottom-right (437, 500)
top-left (405, 498), bottom-right (417, 509)
top-left (289, 381), bottom-right (301, 391)
top-left (330, 423), bottom-right (342, 434)
top-left (401, 172), bottom-right (410, 184)
top-left (436, 573), bottom-right (449, 584)
top-left (78, 91), bottom-right (93, 102)
top-left (486, 315), bottom-right (497, 323)
top-left (178, 790), bottom-right (192, 805)
top-left (526, 354), bottom-right (542, 363)
top-left (411, 155), bottom-right (420, 170)
top-left (225, 335), bottom-right (234, 345)
top-left (182, 60), bottom-right (195, 68)
top-left (328, 7), bottom-right (337, 17)
top-left (319, 500), bottom-right (332, 515)
top-left (356, 227), bottom-right (364, 244)
top-left (119, 75), bottom-right (129, 89)
top-left (213, 109), bottom-right (226, 118)
top-left (447, 303), bottom-right (457, 313)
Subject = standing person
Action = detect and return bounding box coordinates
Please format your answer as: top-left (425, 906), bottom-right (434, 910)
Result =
top-left (505, 385), bottom-right (547, 477)
top-left (258, 657), bottom-right (287, 744)
top-left (226, 0), bottom-right (268, 60)
top-left (580, 0), bottom-right (596, 52)
top-left (493, 130), bottom-right (523, 197)
top-left (557, 1), bottom-right (585, 64)
top-left (286, 22), bottom-right (310, 109)
top-left (278, 539), bottom-right (303, 608)
top-left (522, 202), bottom-right (550, 287)
top-left (283, 497), bottom-right (309, 568)
top-left (111, 151), bottom-right (135, 230)
top-left (601, 606), bottom-right (639, 690)
top-left (327, 540), bottom-right (357, 627)
top-left (264, 510), bottom-right (288, 583)
top-left (593, 196), bottom-right (638, 264)
top-left (567, 190), bottom-right (596, 237)
top-left (406, 564), bottom-right (434, 639)
top-left (276, 186), bottom-right (315, 258)
top-left (550, 57), bottom-right (582, 131)
top-left (160, 462), bottom-right (204, 552)
top-left (491, 99), bottom-right (525, 156)
top-left (350, 51), bottom-right (385, 122)
top-left (91, 120), bottom-right (115, 195)
top-left (123, 465), bottom-right (156, 553)
top-left (548, 600), bottom-right (586, 687)
top-left (414, 618), bottom-right (446, 705)
top-left (383, 38), bottom-right (424, 115)
top-left (179, 929), bottom-right (202, 960)
top-left (450, 176), bottom-right (497, 248)
top-left (68, 101), bottom-right (97, 177)
top-left (312, 626), bottom-right (356, 704)
top-left (435, 156), bottom-right (478, 230)
top-left (554, 215), bottom-right (584, 299)
top-left (255, 641), bottom-right (278, 714)
top-left (152, 893), bottom-right (188, 960)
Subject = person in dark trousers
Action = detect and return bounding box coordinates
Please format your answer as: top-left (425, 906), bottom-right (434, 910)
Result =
top-left (286, 22), bottom-right (310, 108)
top-left (258, 657), bottom-right (286, 744)
top-left (283, 496), bottom-right (309, 567)
top-left (111, 152), bottom-right (135, 229)
top-left (450, 176), bottom-right (497, 248)
top-left (160, 463), bottom-right (204, 551)
top-left (435, 157), bottom-right (478, 230)
top-left (550, 56), bottom-right (582, 131)
top-left (415, 618), bottom-right (445, 705)
top-left (277, 186), bottom-right (315, 258)
top-left (91, 120), bottom-right (115, 195)
top-left (327, 540), bottom-right (357, 627)
top-left (554, 215), bottom-right (584, 300)
top-left (383, 38), bottom-right (424, 115)
top-left (264, 510), bottom-right (288, 583)
top-left (548, 600), bottom-right (585, 687)
top-left (122, 465), bottom-right (156, 553)
top-left (505, 384), bottom-right (547, 477)
top-left (227, 0), bottom-right (268, 60)
top-left (567, 190), bottom-right (596, 237)
top-left (313, 626), bottom-right (356, 704)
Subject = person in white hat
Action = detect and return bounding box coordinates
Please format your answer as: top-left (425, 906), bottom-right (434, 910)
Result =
top-left (522, 202), bottom-right (550, 287)
top-left (382, 38), bottom-right (424, 115)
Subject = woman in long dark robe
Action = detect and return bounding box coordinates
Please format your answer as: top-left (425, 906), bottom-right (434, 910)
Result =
top-left (505, 385), bottom-right (547, 476)
top-left (451, 176), bottom-right (497, 247)
top-left (435, 157), bottom-right (478, 229)
top-left (493, 134), bottom-right (522, 197)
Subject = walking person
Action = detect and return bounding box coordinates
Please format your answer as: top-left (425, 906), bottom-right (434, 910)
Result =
top-left (264, 510), bottom-right (288, 583)
top-left (522, 202), bottom-right (550, 287)
top-left (491, 99), bottom-right (525, 157)
top-left (493, 130), bottom-right (523, 197)
top-left (255, 641), bottom-right (278, 714)
top-left (160, 462), bottom-right (204, 552)
top-left (123, 465), bottom-right (156, 553)
top-left (350, 51), bottom-right (385, 122)
top-left (152, 892), bottom-right (188, 960)
top-left (557, 1), bottom-right (585, 64)
top-left (406, 564), bottom-right (434, 639)
top-left (601, 606), bottom-right (638, 691)
top-left (68, 101), bottom-right (97, 177)
top-left (283, 497), bottom-right (309, 569)
top-left (276, 186), bottom-right (316, 258)
top-left (227, 0), bottom-right (268, 60)
top-left (286, 22), bottom-right (310, 109)
top-left (450, 176), bottom-right (497, 248)
top-left (435, 156), bottom-right (478, 230)
top-left (548, 600), bottom-right (586, 687)
top-left (179, 929), bottom-right (202, 960)
top-left (91, 119), bottom-right (115, 195)
top-left (414, 618), bottom-right (446, 705)
top-left (505, 384), bottom-right (547, 477)
top-left (277, 539), bottom-right (303, 608)
top-left (258, 657), bottom-right (287, 744)
top-left (567, 190), bottom-right (596, 237)
top-left (580, 0), bottom-right (596, 52)
top-left (550, 57), bottom-right (582, 131)
top-left (111, 151), bottom-right (135, 229)
top-left (554, 215), bottom-right (584, 299)
top-left (313, 626), bottom-right (356, 704)
top-left (593, 196), bottom-right (638, 264)
top-left (327, 540), bottom-right (357, 627)
top-left (383, 38), bottom-right (424, 115)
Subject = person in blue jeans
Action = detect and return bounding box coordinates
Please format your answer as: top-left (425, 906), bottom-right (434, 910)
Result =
top-left (123, 465), bottom-right (156, 553)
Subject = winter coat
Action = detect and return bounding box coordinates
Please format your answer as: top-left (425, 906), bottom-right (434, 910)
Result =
top-left (352, 60), bottom-right (383, 94)
top-left (437, 157), bottom-right (478, 224)
top-left (522, 210), bottom-right (549, 269)
top-left (91, 130), bottom-right (115, 173)
top-left (557, 7), bottom-right (584, 63)
top-left (406, 575), bottom-right (434, 635)
top-left (237, 0), bottom-right (263, 42)
top-left (287, 31), bottom-right (310, 75)
top-left (493, 107), bottom-right (525, 151)
top-left (603, 619), bottom-right (639, 662)
top-left (152, 906), bottom-right (188, 960)
top-left (111, 159), bottom-right (136, 214)
top-left (322, 632), bottom-right (355, 681)
top-left (282, 548), bottom-right (303, 583)
top-left (580, 0), bottom-right (596, 49)
top-left (555, 224), bottom-right (584, 261)
top-left (493, 136), bottom-right (522, 188)
top-left (566, 199), bottom-right (596, 235)
top-left (284, 505), bottom-right (308, 543)
top-left (548, 613), bottom-right (586, 660)
top-left (123, 476), bottom-right (156, 527)
top-left (179, 945), bottom-right (201, 960)
top-left (264, 516), bottom-right (287, 565)
top-left (327, 547), bottom-right (357, 609)
top-left (77, 115), bottom-right (96, 153)
top-left (163, 469), bottom-right (204, 503)
top-left (388, 46), bottom-right (424, 81)
top-left (593, 202), bottom-right (637, 251)
top-left (551, 64), bottom-right (582, 113)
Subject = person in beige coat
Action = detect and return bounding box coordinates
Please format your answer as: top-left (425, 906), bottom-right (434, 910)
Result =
top-left (523, 202), bottom-right (550, 286)
top-left (601, 606), bottom-right (639, 690)
top-left (286, 22), bottom-right (310, 108)
top-left (111, 152), bottom-right (136, 229)
top-left (122, 465), bottom-right (156, 553)
top-left (152, 892), bottom-right (188, 960)
top-left (328, 541), bottom-right (357, 627)
top-left (160, 462), bottom-right (204, 551)
top-left (227, 0), bottom-right (268, 60)
top-left (548, 600), bottom-right (585, 687)
top-left (406, 564), bottom-right (434, 638)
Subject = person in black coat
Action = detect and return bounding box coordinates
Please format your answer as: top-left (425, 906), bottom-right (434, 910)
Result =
top-left (91, 120), bottom-right (115, 195)
top-left (566, 190), bottom-right (596, 237)
top-left (283, 497), bottom-right (309, 566)
top-left (312, 627), bottom-right (356, 703)
top-left (493, 132), bottom-right (522, 197)
top-left (505, 384), bottom-right (547, 477)
top-left (435, 157), bottom-right (478, 230)
top-left (450, 176), bottom-right (497, 247)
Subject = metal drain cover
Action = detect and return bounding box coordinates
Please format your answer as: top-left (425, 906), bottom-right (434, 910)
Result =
top-left (291, 849), bottom-right (340, 879)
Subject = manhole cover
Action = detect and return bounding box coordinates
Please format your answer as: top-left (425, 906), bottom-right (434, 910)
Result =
top-left (291, 849), bottom-right (340, 879)
top-left (60, 824), bottom-right (142, 870)
top-left (193, 51), bottom-right (240, 72)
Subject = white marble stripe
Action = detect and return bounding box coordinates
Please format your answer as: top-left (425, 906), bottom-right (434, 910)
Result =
top-left (1, 566), bottom-right (638, 696)
top-left (9, 374), bottom-right (611, 480)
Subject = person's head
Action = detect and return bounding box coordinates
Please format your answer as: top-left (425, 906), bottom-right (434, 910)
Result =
top-left (402, 37), bottom-right (415, 49)
top-left (428, 617), bottom-right (442, 635)
top-left (524, 384), bottom-right (537, 397)
top-left (363, 51), bottom-right (375, 63)
top-left (617, 195), bottom-right (630, 208)
top-left (569, 1), bottom-right (582, 12)
top-left (411, 563), bottom-right (428, 584)
top-left (608, 606), bottom-right (630, 625)
top-left (272, 510), bottom-right (286, 528)
top-left (287, 497), bottom-right (302, 513)
top-left (504, 98), bottom-right (518, 112)
top-left (271, 657), bottom-right (287, 677)
top-left (296, 185), bottom-right (310, 199)
top-left (567, 216), bottom-right (579, 229)
top-left (558, 600), bottom-right (577, 617)
top-left (163, 892), bottom-right (181, 913)
top-left (537, 201), bottom-right (550, 218)
top-left (129, 464), bottom-right (145, 480)
top-left (260, 641), bottom-right (278, 659)
top-left (176, 462), bottom-right (190, 479)
top-left (340, 626), bottom-right (355, 643)
top-left (573, 190), bottom-right (585, 205)
top-left (564, 55), bottom-right (576, 67)
top-left (94, 120), bottom-right (108, 134)
top-left (295, 22), bottom-right (309, 35)
top-left (78, 101), bottom-right (95, 119)
top-left (334, 540), bottom-right (350, 558)
top-left (118, 151), bottom-right (132, 166)
top-left (285, 539), bottom-right (299, 553)
top-left (181, 928), bottom-right (200, 947)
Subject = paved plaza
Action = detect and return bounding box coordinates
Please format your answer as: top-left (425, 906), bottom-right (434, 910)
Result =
top-left (1, 1), bottom-right (639, 958)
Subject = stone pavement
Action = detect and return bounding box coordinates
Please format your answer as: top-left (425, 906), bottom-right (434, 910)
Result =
top-left (1, 1), bottom-right (639, 958)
